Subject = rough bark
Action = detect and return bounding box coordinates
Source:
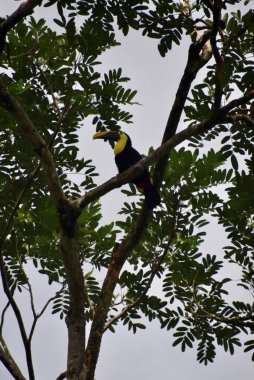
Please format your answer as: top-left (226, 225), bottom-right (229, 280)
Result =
top-left (61, 233), bottom-right (86, 380)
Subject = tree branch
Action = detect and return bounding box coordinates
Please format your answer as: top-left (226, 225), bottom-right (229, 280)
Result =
top-left (0, 341), bottom-right (26, 380)
top-left (0, 254), bottom-right (35, 380)
top-left (56, 371), bottom-right (67, 380)
top-left (190, 283), bottom-right (254, 329)
top-left (0, 163), bottom-right (40, 251)
top-left (60, 234), bottom-right (86, 379)
top-left (0, 83), bottom-right (67, 252)
top-left (210, 0), bottom-right (224, 111)
top-left (103, 195), bottom-right (178, 332)
top-left (0, 0), bottom-right (43, 55)
top-left (0, 300), bottom-right (10, 334)
top-left (194, 309), bottom-right (254, 329)
top-left (84, 206), bottom-right (151, 380)
top-left (226, 114), bottom-right (254, 128)
top-left (153, 30), bottom-right (212, 189)
top-left (28, 291), bottom-right (59, 343)
top-left (0, 78), bottom-right (67, 208)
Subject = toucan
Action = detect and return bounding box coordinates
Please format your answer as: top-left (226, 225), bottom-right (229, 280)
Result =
top-left (93, 130), bottom-right (161, 209)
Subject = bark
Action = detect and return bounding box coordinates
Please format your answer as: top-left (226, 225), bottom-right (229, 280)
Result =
top-left (0, 343), bottom-right (27, 380)
top-left (153, 31), bottom-right (212, 188)
top-left (61, 233), bottom-right (86, 380)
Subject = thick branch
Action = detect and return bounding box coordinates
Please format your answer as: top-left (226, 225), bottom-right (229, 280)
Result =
top-left (153, 30), bottom-right (212, 189)
top-left (0, 74), bottom-right (67, 251)
top-left (84, 206), bottom-right (150, 380)
top-left (0, 0), bottom-right (43, 55)
top-left (61, 234), bottom-right (86, 379)
top-left (0, 342), bottom-right (26, 380)
top-left (0, 78), bottom-right (68, 208)
top-left (162, 30), bottom-right (212, 142)
top-left (226, 114), bottom-right (254, 128)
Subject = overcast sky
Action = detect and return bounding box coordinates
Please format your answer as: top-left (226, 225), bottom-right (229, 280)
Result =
top-left (0, 2), bottom-right (253, 380)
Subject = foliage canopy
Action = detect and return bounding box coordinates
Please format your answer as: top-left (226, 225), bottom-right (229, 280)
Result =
top-left (0, 1), bottom-right (253, 379)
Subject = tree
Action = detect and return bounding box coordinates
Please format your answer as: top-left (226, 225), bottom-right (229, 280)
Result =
top-left (0, 0), bottom-right (253, 379)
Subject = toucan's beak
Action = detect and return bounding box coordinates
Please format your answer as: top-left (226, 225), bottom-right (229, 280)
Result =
top-left (93, 131), bottom-right (120, 141)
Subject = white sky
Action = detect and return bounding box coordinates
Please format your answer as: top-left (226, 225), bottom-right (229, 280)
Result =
top-left (0, 1), bottom-right (253, 380)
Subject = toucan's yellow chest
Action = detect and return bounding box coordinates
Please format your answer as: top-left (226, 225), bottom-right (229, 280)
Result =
top-left (114, 133), bottom-right (128, 156)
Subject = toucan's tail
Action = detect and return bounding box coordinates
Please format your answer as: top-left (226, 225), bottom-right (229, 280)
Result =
top-left (144, 185), bottom-right (161, 209)
top-left (134, 175), bottom-right (161, 209)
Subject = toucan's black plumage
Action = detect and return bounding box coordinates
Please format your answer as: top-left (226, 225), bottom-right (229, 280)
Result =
top-left (93, 130), bottom-right (161, 209)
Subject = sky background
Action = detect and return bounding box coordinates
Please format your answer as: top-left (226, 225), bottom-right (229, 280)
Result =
top-left (0, 1), bottom-right (253, 380)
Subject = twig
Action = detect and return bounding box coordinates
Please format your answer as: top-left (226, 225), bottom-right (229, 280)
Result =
top-left (29, 292), bottom-right (59, 343)
top-left (0, 253), bottom-right (35, 380)
top-left (56, 371), bottom-right (67, 380)
top-left (226, 114), bottom-right (254, 128)
top-left (0, 282), bottom-right (27, 380)
top-left (36, 63), bottom-right (62, 119)
top-left (103, 250), bottom-right (168, 332)
top-left (189, 278), bottom-right (254, 329)
top-left (0, 300), bottom-right (11, 334)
